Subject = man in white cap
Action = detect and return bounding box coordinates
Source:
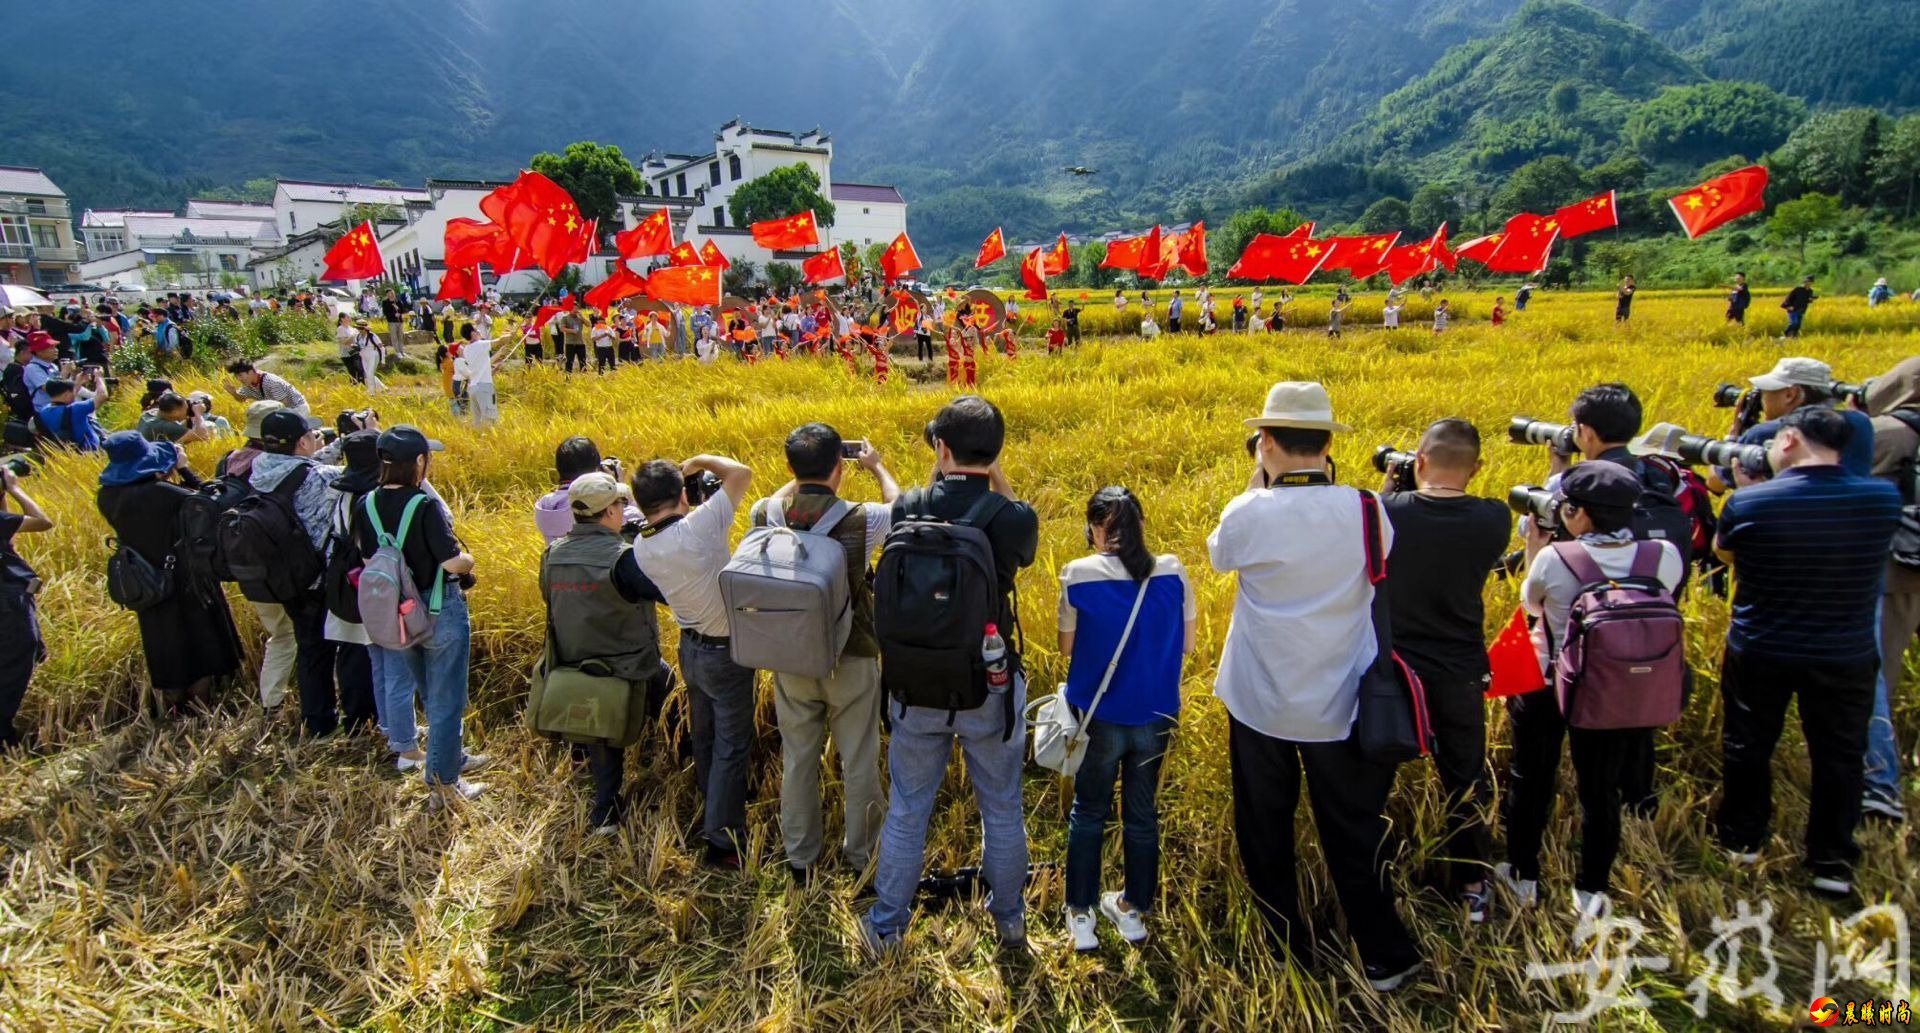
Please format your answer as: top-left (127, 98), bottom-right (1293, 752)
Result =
top-left (1733, 356), bottom-right (1875, 478)
top-left (1207, 381), bottom-right (1421, 992)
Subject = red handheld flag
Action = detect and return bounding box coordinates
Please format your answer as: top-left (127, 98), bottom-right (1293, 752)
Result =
top-left (1485, 606), bottom-right (1547, 699)
top-left (1555, 191), bottom-right (1619, 239)
top-left (321, 220), bottom-right (385, 281)
top-left (1101, 234), bottom-right (1145, 270)
top-left (445, 218), bottom-right (515, 272)
top-left (881, 233), bottom-right (922, 285)
top-left (976, 227), bottom-right (1007, 268)
top-left (1043, 233), bottom-right (1071, 277)
top-left (647, 265), bottom-right (723, 306)
top-left (1429, 222), bottom-right (1457, 273)
top-left (1019, 247), bottom-right (1049, 300)
top-left (584, 266), bottom-right (649, 311)
top-left (1455, 232), bottom-right (1504, 265)
top-left (1136, 225), bottom-right (1169, 280)
top-left (750, 210), bottom-right (820, 250)
top-left (1227, 233), bottom-right (1332, 284)
top-left (802, 247), bottom-right (846, 285)
top-left (668, 241), bottom-right (703, 267)
top-left (616, 208), bottom-right (674, 260)
top-left (1668, 165), bottom-right (1769, 240)
top-left (1383, 241), bottom-right (1437, 286)
top-left (480, 171), bottom-right (588, 278)
top-left (1484, 213), bottom-right (1559, 274)
top-left (436, 265), bottom-right (481, 303)
top-left (1176, 220), bottom-right (1208, 277)
top-left (1321, 233), bottom-right (1400, 277)
top-left (698, 240), bottom-right (730, 270)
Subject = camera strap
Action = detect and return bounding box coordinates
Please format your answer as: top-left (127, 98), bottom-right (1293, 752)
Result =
top-left (1270, 470), bottom-right (1333, 488)
top-left (638, 514), bottom-right (684, 539)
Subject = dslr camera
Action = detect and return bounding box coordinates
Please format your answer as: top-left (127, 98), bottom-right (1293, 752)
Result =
top-left (1372, 445), bottom-right (1416, 493)
top-left (1508, 417), bottom-right (1578, 456)
top-left (1712, 383), bottom-right (1765, 434)
top-left (1830, 379), bottom-right (1872, 408)
top-left (1506, 484), bottom-right (1559, 531)
top-left (336, 408), bottom-right (378, 436)
top-left (3, 455), bottom-right (31, 479)
top-left (599, 456), bottom-right (623, 481)
top-left (682, 470), bottom-right (722, 505)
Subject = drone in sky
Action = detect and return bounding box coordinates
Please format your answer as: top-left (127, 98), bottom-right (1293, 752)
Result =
top-left (1063, 166), bottom-right (1098, 176)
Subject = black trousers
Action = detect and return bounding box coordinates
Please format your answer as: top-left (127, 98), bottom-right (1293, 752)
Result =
top-left (563, 344), bottom-right (588, 372)
top-left (0, 586), bottom-right (40, 748)
top-left (915, 333), bottom-right (932, 361)
top-left (1415, 666), bottom-right (1492, 886)
top-left (594, 347), bottom-right (616, 373)
top-left (1228, 715), bottom-right (1418, 972)
top-left (1066, 322), bottom-right (1080, 346)
top-left (583, 661), bottom-right (675, 827)
top-left (342, 354), bottom-right (364, 383)
top-left (1718, 647), bottom-right (1876, 879)
top-left (524, 344), bottom-right (544, 364)
top-left (286, 592), bottom-right (376, 737)
top-left (1502, 688), bottom-right (1645, 893)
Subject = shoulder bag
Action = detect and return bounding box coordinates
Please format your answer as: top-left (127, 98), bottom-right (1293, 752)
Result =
top-left (1026, 572), bottom-right (1151, 776)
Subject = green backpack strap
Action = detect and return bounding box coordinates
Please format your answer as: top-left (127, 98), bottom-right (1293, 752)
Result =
top-left (366, 493), bottom-right (445, 614)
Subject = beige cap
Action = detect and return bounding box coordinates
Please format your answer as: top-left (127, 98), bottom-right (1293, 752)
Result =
top-left (1749, 356), bottom-right (1831, 391)
top-left (242, 400), bottom-right (284, 439)
top-left (1243, 381), bottom-right (1353, 432)
top-left (568, 472), bottom-right (632, 518)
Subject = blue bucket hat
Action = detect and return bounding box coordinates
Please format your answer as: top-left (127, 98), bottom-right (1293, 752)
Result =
top-left (99, 431), bottom-right (178, 487)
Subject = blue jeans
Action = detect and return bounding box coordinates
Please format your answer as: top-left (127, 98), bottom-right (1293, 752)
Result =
top-left (867, 678), bottom-right (1029, 938)
top-left (1785, 310), bottom-right (1805, 336)
top-left (681, 631), bottom-right (757, 852)
top-left (1867, 597), bottom-right (1902, 802)
top-left (376, 587), bottom-right (470, 785)
top-left (1066, 717), bottom-right (1173, 912)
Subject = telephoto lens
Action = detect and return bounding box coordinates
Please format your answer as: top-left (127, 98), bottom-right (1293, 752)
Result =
top-left (1370, 445), bottom-right (1416, 474)
top-left (1712, 383), bottom-right (1744, 408)
top-left (1676, 434), bottom-right (1771, 477)
top-left (1506, 483), bottom-right (1558, 528)
top-left (1830, 379), bottom-right (1871, 408)
top-left (1508, 416), bottom-right (1578, 455)
top-left (683, 470), bottom-right (722, 505)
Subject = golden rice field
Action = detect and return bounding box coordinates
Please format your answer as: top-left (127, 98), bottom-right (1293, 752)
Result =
top-left (3, 290), bottom-right (1919, 1031)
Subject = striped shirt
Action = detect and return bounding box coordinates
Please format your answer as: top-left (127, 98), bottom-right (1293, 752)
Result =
top-left (1717, 464), bottom-right (1901, 664)
top-left (234, 371), bottom-right (309, 417)
top-left (1058, 554), bottom-right (1195, 726)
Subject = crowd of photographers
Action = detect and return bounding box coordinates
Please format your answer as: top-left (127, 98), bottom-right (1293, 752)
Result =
top-left (0, 320), bottom-right (1917, 986)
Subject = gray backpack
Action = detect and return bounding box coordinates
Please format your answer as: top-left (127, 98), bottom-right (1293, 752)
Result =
top-left (357, 493), bottom-right (444, 650)
top-left (720, 499), bottom-right (855, 678)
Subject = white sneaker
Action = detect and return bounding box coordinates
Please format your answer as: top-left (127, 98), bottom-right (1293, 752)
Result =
top-left (1065, 908), bottom-right (1099, 952)
top-left (590, 823), bottom-right (620, 838)
top-left (1100, 891), bottom-right (1149, 943)
top-left (1573, 888), bottom-right (1610, 919)
top-left (1494, 863), bottom-right (1538, 907)
top-left (396, 753), bottom-right (425, 773)
top-left (1811, 875), bottom-right (1854, 897)
top-left (1725, 848), bottom-right (1761, 866)
top-left (460, 753), bottom-right (490, 774)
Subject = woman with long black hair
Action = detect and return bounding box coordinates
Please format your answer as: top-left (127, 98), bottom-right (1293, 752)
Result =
top-left (1056, 486), bottom-right (1196, 952)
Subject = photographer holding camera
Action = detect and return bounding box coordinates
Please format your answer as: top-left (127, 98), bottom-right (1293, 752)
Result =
top-left (136, 391), bottom-right (215, 445)
top-left (629, 452), bottom-right (754, 868)
top-left (1720, 358), bottom-right (1875, 480)
top-left (1715, 406), bottom-right (1900, 897)
top-left (1377, 419), bottom-right (1511, 921)
top-left (34, 369), bottom-right (109, 452)
top-left (534, 437), bottom-right (642, 544)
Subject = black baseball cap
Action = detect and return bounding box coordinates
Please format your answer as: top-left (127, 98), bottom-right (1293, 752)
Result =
top-left (1557, 462), bottom-right (1642, 511)
top-left (377, 425), bottom-right (444, 463)
top-left (259, 408), bottom-right (319, 453)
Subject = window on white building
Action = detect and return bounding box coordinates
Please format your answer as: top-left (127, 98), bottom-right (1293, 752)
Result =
top-left (709, 163), bottom-right (721, 187)
top-left (0, 216), bottom-right (28, 246)
top-left (676, 173), bottom-right (687, 196)
top-left (713, 206), bottom-right (725, 227)
top-left (32, 224), bottom-right (59, 249)
top-left (219, 254), bottom-right (239, 272)
top-left (289, 212), bottom-right (297, 231)
top-left (863, 207), bottom-right (871, 215)
top-left (728, 155), bottom-right (742, 181)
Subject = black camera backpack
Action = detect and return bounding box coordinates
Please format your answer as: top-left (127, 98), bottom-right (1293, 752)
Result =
top-left (873, 490), bottom-right (1009, 733)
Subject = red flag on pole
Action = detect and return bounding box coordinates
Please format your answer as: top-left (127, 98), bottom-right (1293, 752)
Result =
top-left (750, 210), bottom-right (820, 250)
top-left (698, 240), bottom-right (730, 270)
top-left (584, 266), bottom-right (649, 311)
top-left (667, 241), bottom-right (703, 267)
top-left (1101, 234), bottom-right (1145, 270)
top-left (445, 218), bottom-right (515, 272)
top-left (322, 220), bottom-right (385, 281)
top-left (1383, 241), bottom-right (1437, 285)
top-left (1136, 225), bottom-right (1169, 280)
top-left (1429, 222), bottom-right (1458, 273)
top-left (647, 265), bottom-right (723, 306)
top-left (802, 247), bottom-right (846, 285)
top-left (1485, 213), bottom-right (1559, 274)
top-left (1485, 606), bottom-right (1547, 699)
top-left (1555, 191), bottom-right (1619, 239)
top-left (1227, 232), bottom-right (1332, 283)
top-left (479, 171), bottom-right (588, 278)
top-left (1455, 232), bottom-right (1504, 265)
top-left (881, 233), bottom-right (922, 285)
top-left (1668, 165), bottom-right (1769, 240)
top-left (1043, 233), bottom-right (1071, 276)
top-left (1020, 247), bottom-right (1049, 300)
top-left (976, 227), bottom-right (1007, 268)
top-left (1176, 221), bottom-right (1208, 276)
top-left (436, 265), bottom-right (481, 303)
top-left (1321, 233), bottom-right (1400, 276)
top-left (616, 208), bottom-right (674, 260)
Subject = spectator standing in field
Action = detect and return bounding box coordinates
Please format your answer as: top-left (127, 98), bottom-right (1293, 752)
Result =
top-left (1515, 282), bottom-right (1535, 311)
top-left (590, 315), bottom-right (617, 373)
top-left (0, 464), bottom-right (51, 750)
top-left (357, 320), bottom-right (386, 396)
top-left (35, 371), bottom-right (108, 452)
top-left (1782, 275), bottom-right (1816, 338)
top-left (1208, 381), bottom-right (1422, 992)
top-left (335, 314), bottom-right (363, 383)
top-left (1433, 299), bottom-right (1451, 333)
top-left (1490, 297), bottom-right (1507, 328)
top-left (1870, 278), bottom-right (1893, 308)
top-left (96, 432), bottom-right (242, 714)
top-left (1382, 298), bottom-right (1404, 329)
top-left (1327, 290), bottom-right (1349, 338)
top-left (1614, 276), bottom-right (1636, 322)
top-left (534, 438), bottom-right (639, 544)
top-left (224, 360), bottom-right (309, 417)
top-left (1167, 291), bottom-right (1184, 334)
top-left (1727, 272), bottom-right (1752, 325)
top-left (1716, 406), bottom-right (1901, 897)
top-left (380, 290), bottom-right (406, 358)
top-left (1861, 358), bottom-right (1920, 822)
top-left (460, 324), bottom-right (508, 428)
top-left (1059, 486), bottom-right (1195, 951)
top-left (556, 308), bottom-right (588, 373)
top-left (1063, 299), bottom-right (1082, 347)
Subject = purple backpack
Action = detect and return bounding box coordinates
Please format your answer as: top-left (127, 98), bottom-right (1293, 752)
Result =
top-left (1550, 541), bottom-right (1685, 731)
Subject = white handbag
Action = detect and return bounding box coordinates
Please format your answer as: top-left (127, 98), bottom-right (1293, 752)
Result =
top-left (1027, 576), bottom-right (1150, 776)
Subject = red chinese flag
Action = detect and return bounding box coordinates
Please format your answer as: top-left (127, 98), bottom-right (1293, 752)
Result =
top-left (1555, 191), bottom-right (1619, 239)
top-left (1020, 247), bottom-right (1049, 300)
top-left (881, 232), bottom-right (922, 285)
top-left (1321, 233), bottom-right (1400, 276)
top-left (1455, 232), bottom-right (1502, 265)
top-left (616, 208), bottom-right (674, 260)
top-left (532, 303), bottom-right (565, 332)
top-left (647, 265), bottom-right (723, 306)
top-left (480, 171), bottom-right (588, 277)
top-left (1485, 213), bottom-right (1559, 274)
top-left (566, 217), bottom-right (598, 266)
top-left (1177, 220), bottom-right (1208, 277)
top-left (750, 210), bottom-right (820, 250)
top-left (699, 240), bottom-right (730, 270)
top-left (1136, 225), bottom-right (1170, 280)
top-left (1043, 233), bottom-right (1071, 277)
top-left (1101, 234), bottom-right (1145, 270)
top-left (802, 247), bottom-right (846, 285)
top-left (1669, 165), bottom-right (1769, 240)
top-left (976, 227), bottom-right (1007, 268)
top-left (584, 266), bottom-right (649, 311)
top-left (1485, 606), bottom-right (1547, 699)
top-left (668, 241), bottom-right (703, 267)
top-left (445, 218), bottom-right (512, 271)
top-left (1383, 241), bottom-right (1437, 285)
top-left (1429, 222), bottom-right (1458, 273)
top-left (436, 265), bottom-right (481, 303)
top-left (321, 220), bottom-right (385, 281)
top-left (1228, 233), bottom-right (1331, 283)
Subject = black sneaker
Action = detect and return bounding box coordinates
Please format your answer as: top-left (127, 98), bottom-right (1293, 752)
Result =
top-left (703, 845), bottom-right (743, 871)
top-left (789, 864), bottom-right (812, 887)
top-left (1365, 959), bottom-right (1422, 993)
